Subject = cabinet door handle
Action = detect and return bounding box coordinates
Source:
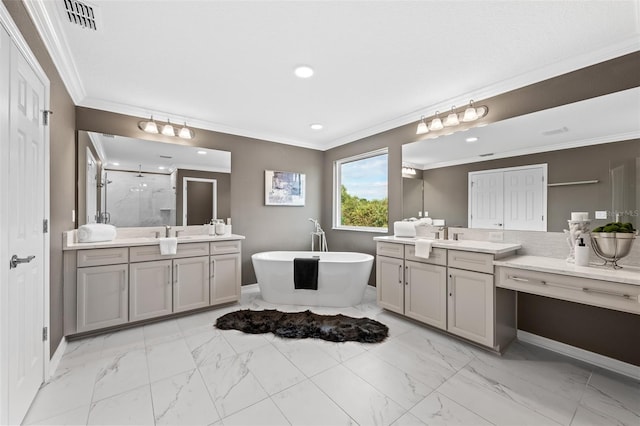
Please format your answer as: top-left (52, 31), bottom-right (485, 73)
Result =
top-left (174, 264), bottom-right (179, 285)
top-left (211, 259), bottom-right (216, 279)
top-left (167, 265), bottom-right (171, 286)
top-left (398, 264), bottom-right (402, 284)
top-left (508, 275), bottom-right (547, 285)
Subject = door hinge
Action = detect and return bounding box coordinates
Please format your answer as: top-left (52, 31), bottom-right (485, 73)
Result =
top-left (43, 110), bottom-right (53, 126)
top-left (43, 219), bottom-right (48, 233)
top-left (43, 327), bottom-right (48, 341)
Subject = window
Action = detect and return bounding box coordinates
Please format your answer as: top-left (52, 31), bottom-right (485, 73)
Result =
top-left (334, 149), bottom-right (388, 231)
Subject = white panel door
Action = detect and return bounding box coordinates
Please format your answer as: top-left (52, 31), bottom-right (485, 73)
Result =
top-left (86, 148), bottom-right (98, 223)
top-left (469, 171), bottom-right (504, 229)
top-left (503, 167), bottom-right (546, 231)
top-left (7, 39), bottom-right (46, 425)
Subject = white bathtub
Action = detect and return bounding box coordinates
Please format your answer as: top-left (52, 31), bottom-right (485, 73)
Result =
top-left (251, 251), bottom-right (374, 307)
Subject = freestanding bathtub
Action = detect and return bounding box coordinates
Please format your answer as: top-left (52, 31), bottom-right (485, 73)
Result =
top-left (251, 251), bottom-right (374, 307)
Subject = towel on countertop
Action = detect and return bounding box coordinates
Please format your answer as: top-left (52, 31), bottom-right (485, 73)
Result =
top-left (77, 224), bottom-right (117, 243)
top-left (294, 257), bottom-right (319, 290)
top-left (159, 237), bottom-right (178, 255)
top-left (414, 239), bottom-right (433, 259)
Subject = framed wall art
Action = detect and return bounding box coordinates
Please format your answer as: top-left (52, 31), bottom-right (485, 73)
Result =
top-left (265, 170), bottom-right (305, 206)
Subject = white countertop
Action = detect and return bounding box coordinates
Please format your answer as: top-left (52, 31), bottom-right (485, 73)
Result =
top-left (494, 255), bottom-right (640, 286)
top-left (374, 236), bottom-right (521, 255)
top-left (63, 233), bottom-right (245, 251)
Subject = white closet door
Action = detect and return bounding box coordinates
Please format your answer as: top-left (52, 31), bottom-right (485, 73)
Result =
top-left (469, 171), bottom-right (504, 229)
top-left (6, 34), bottom-right (47, 425)
top-left (503, 167), bottom-right (546, 231)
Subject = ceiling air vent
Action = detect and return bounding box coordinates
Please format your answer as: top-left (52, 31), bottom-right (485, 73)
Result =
top-left (63, 0), bottom-right (98, 30)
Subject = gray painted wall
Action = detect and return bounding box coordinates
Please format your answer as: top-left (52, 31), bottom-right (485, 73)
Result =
top-left (176, 169), bottom-right (231, 224)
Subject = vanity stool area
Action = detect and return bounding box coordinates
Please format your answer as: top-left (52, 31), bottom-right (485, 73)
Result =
top-left (63, 230), bottom-right (245, 337)
top-left (374, 236), bottom-right (640, 363)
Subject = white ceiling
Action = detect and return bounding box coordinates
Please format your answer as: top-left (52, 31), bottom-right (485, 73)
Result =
top-left (26, 0), bottom-right (640, 151)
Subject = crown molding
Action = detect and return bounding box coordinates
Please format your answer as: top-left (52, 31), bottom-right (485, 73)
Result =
top-left (23, 0), bottom-right (85, 104)
top-left (23, 0), bottom-right (640, 151)
top-left (421, 131), bottom-right (640, 171)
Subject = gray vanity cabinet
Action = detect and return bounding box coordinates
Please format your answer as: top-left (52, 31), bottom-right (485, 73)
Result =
top-left (129, 259), bottom-right (173, 321)
top-left (173, 256), bottom-right (211, 312)
top-left (77, 254), bottom-right (129, 333)
top-left (405, 260), bottom-right (447, 329)
top-left (376, 248), bottom-right (405, 314)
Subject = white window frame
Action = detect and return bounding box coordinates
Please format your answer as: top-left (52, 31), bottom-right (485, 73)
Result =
top-left (333, 148), bottom-right (389, 232)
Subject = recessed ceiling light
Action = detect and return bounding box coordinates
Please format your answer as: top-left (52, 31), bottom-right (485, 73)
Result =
top-left (158, 166), bottom-right (166, 170)
top-left (294, 65), bottom-right (314, 78)
top-left (197, 150), bottom-right (207, 155)
top-left (112, 162), bottom-right (120, 166)
top-left (310, 123), bottom-right (323, 130)
top-left (465, 137), bottom-right (479, 143)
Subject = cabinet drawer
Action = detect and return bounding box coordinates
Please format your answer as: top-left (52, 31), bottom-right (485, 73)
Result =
top-left (376, 242), bottom-right (404, 259)
top-left (405, 246), bottom-right (447, 266)
top-left (77, 247), bottom-right (128, 267)
top-left (496, 266), bottom-right (640, 315)
top-left (211, 240), bottom-right (241, 255)
top-left (130, 242), bottom-right (210, 262)
top-left (448, 250), bottom-right (494, 274)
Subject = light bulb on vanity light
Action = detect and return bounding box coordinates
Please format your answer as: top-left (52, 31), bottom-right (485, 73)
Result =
top-left (443, 106), bottom-right (459, 127)
top-left (138, 115), bottom-right (159, 134)
top-left (429, 112), bottom-right (444, 131)
top-left (416, 116), bottom-right (429, 134)
top-left (162, 120), bottom-right (175, 136)
top-left (462, 100), bottom-right (479, 122)
top-left (178, 122), bottom-right (194, 139)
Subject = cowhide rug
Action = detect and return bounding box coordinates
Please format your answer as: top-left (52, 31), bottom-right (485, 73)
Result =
top-left (215, 309), bottom-right (388, 343)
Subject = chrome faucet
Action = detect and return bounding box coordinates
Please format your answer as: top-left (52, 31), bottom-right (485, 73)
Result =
top-left (165, 225), bottom-right (171, 238)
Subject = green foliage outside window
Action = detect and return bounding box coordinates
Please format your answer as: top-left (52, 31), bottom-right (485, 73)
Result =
top-left (340, 185), bottom-right (388, 228)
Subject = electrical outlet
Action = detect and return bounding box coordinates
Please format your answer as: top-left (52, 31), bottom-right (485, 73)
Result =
top-left (418, 211), bottom-right (422, 217)
top-left (489, 232), bottom-right (504, 241)
top-left (424, 211), bottom-right (428, 217)
top-left (595, 211), bottom-right (607, 219)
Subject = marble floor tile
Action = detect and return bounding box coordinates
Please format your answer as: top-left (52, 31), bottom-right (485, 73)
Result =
top-left (391, 412), bottom-right (428, 426)
top-left (86, 385), bottom-right (154, 425)
top-left (199, 352), bottom-right (269, 418)
top-left (409, 392), bottom-right (493, 426)
top-left (577, 370), bottom-right (640, 426)
top-left (146, 338), bottom-right (197, 382)
top-left (271, 337), bottom-right (339, 377)
top-left (220, 398), bottom-right (289, 426)
top-left (176, 310), bottom-right (216, 337)
top-left (59, 336), bottom-right (105, 368)
top-left (92, 348), bottom-right (149, 401)
top-left (370, 336), bottom-right (457, 389)
top-left (272, 379), bottom-right (355, 426)
top-left (437, 369), bottom-right (561, 425)
top-left (220, 329), bottom-right (270, 354)
top-left (319, 340), bottom-right (368, 363)
top-left (150, 369), bottom-right (220, 425)
top-left (23, 358), bottom-right (102, 423)
top-left (100, 327), bottom-right (145, 358)
top-left (343, 351), bottom-right (434, 410)
top-left (23, 404), bottom-right (90, 426)
top-left (312, 364), bottom-right (406, 426)
top-left (396, 327), bottom-right (477, 371)
top-left (142, 318), bottom-right (182, 346)
top-left (185, 329), bottom-right (236, 367)
top-left (374, 311), bottom-right (419, 339)
top-left (245, 344), bottom-right (306, 395)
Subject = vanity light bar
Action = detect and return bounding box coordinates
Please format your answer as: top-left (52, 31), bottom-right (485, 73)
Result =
top-left (416, 100), bottom-right (489, 136)
top-left (138, 116), bottom-right (195, 140)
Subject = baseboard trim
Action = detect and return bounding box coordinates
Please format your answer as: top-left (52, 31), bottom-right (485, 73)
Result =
top-left (517, 330), bottom-right (640, 380)
top-left (48, 337), bottom-right (67, 378)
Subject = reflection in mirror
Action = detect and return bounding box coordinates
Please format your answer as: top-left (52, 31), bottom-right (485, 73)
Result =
top-left (402, 88), bottom-right (640, 232)
top-left (78, 131), bottom-right (231, 228)
top-left (402, 167), bottom-right (424, 219)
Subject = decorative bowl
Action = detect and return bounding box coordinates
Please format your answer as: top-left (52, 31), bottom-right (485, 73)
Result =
top-left (590, 232), bottom-right (636, 269)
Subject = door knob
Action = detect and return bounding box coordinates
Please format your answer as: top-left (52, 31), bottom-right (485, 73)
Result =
top-left (10, 255), bottom-right (35, 269)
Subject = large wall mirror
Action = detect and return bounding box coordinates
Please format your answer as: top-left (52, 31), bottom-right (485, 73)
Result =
top-left (78, 131), bottom-right (231, 228)
top-left (402, 88), bottom-right (640, 232)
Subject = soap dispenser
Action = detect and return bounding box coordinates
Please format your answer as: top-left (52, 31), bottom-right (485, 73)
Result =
top-left (574, 237), bottom-right (589, 267)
